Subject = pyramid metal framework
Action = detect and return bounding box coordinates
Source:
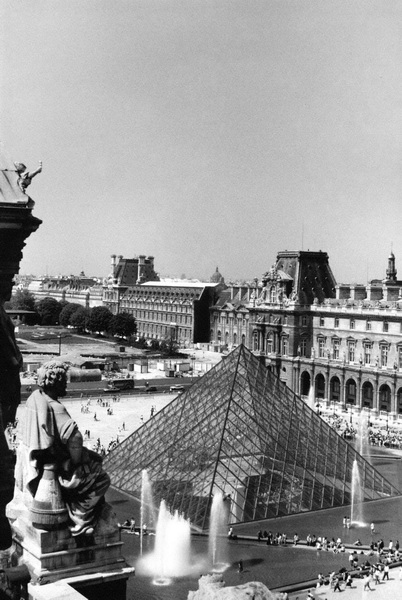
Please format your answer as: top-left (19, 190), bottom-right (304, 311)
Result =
top-left (104, 345), bottom-right (400, 530)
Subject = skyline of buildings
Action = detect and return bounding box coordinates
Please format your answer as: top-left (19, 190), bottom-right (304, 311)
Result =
top-left (16, 247), bottom-right (402, 421)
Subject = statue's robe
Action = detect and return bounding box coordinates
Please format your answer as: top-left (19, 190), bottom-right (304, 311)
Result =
top-left (16, 389), bottom-right (110, 534)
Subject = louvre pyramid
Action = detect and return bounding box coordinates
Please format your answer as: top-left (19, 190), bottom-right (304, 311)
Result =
top-left (104, 345), bottom-right (400, 530)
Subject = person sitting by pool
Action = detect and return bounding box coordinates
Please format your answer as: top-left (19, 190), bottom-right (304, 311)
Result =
top-left (354, 539), bottom-right (362, 546)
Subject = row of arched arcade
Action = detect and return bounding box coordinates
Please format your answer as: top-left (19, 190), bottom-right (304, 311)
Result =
top-left (299, 371), bottom-right (402, 415)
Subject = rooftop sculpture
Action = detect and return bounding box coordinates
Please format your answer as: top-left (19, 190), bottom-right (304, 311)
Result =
top-left (14, 161), bottom-right (42, 193)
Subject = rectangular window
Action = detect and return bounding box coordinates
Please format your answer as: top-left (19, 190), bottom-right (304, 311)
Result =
top-left (334, 318), bottom-right (339, 328)
top-left (318, 338), bottom-right (325, 358)
top-left (383, 321), bottom-right (389, 332)
top-left (301, 315), bottom-right (307, 326)
top-left (266, 337), bottom-right (273, 354)
top-left (319, 317), bottom-right (325, 327)
top-left (350, 319), bottom-right (355, 330)
top-left (332, 339), bottom-right (340, 360)
top-left (366, 320), bottom-right (371, 331)
top-left (364, 344), bottom-right (371, 365)
top-left (300, 339), bottom-right (307, 357)
top-left (380, 346), bottom-right (388, 368)
top-left (399, 348), bottom-right (402, 369)
top-left (282, 338), bottom-right (288, 356)
top-left (348, 341), bottom-right (355, 363)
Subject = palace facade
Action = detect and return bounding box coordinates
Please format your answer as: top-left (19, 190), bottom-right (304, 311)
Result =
top-left (210, 250), bottom-right (402, 419)
top-left (103, 255), bottom-right (224, 346)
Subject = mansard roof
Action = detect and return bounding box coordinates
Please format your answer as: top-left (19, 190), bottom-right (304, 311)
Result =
top-left (276, 250), bottom-right (337, 304)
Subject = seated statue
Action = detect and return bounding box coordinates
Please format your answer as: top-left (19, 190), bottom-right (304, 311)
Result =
top-left (15, 361), bottom-right (110, 536)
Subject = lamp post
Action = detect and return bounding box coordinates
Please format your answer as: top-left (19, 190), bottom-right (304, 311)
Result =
top-left (58, 335), bottom-right (62, 356)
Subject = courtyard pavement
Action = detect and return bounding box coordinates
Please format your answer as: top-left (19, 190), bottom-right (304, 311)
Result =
top-left (294, 573), bottom-right (402, 600)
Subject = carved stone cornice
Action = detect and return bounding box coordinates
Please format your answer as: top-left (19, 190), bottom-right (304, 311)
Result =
top-left (0, 202), bottom-right (42, 301)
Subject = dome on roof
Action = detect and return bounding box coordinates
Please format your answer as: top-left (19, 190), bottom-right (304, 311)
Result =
top-left (210, 266), bottom-right (224, 284)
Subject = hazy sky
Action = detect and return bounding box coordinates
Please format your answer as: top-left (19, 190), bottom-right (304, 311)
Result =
top-left (1, 1), bottom-right (402, 284)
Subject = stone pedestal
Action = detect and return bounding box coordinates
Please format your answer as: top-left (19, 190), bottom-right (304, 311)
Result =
top-left (8, 502), bottom-right (133, 584)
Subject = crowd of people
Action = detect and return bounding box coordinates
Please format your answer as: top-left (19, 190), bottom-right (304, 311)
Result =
top-left (250, 525), bottom-right (402, 598)
top-left (320, 409), bottom-right (402, 449)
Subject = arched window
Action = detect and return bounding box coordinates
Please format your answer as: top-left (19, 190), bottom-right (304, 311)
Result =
top-left (233, 332), bottom-right (237, 346)
top-left (345, 379), bottom-right (357, 405)
top-left (330, 376), bottom-right (341, 403)
top-left (362, 381), bottom-right (374, 409)
top-left (315, 373), bottom-right (325, 399)
top-left (379, 384), bottom-right (391, 412)
top-left (300, 371), bottom-right (311, 396)
top-left (397, 388), bottom-right (402, 414)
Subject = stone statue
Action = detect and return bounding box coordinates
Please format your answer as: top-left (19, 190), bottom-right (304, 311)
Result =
top-left (0, 304), bottom-right (23, 549)
top-left (14, 361), bottom-right (110, 536)
top-left (13, 161), bottom-right (42, 193)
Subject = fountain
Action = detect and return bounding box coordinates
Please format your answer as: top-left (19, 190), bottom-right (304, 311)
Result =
top-left (208, 492), bottom-right (229, 572)
top-left (140, 470), bottom-right (157, 557)
top-left (307, 386), bottom-right (315, 410)
top-left (350, 459), bottom-right (365, 526)
top-left (137, 471), bottom-right (207, 583)
top-left (356, 411), bottom-right (370, 459)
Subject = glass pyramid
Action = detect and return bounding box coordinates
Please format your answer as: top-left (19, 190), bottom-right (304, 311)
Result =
top-left (104, 345), bottom-right (400, 530)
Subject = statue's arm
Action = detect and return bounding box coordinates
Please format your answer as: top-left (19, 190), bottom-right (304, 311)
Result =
top-left (27, 161), bottom-right (42, 179)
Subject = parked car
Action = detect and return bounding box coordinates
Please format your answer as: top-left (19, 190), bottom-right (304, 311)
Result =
top-left (145, 386), bottom-right (157, 393)
top-left (170, 384), bottom-right (185, 393)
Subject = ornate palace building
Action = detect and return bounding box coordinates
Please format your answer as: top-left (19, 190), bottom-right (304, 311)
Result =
top-left (103, 255), bottom-right (224, 346)
top-left (210, 250), bottom-right (402, 420)
top-left (27, 275), bottom-right (103, 308)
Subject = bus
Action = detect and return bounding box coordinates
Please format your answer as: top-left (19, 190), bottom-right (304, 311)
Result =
top-left (104, 378), bottom-right (134, 392)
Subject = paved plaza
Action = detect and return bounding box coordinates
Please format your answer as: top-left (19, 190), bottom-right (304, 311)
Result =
top-left (294, 574), bottom-right (402, 600)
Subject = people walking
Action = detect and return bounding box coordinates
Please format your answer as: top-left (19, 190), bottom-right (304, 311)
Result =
top-left (333, 577), bottom-right (342, 592)
top-left (363, 574), bottom-right (373, 591)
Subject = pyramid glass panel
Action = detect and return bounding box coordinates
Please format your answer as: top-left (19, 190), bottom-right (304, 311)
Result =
top-left (104, 345), bottom-right (401, 530)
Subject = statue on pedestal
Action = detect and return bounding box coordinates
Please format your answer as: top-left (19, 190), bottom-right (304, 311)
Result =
top-left (14, 361), bottom-right (110, 536)
top-left (13, 162), bottom-right (42, 193)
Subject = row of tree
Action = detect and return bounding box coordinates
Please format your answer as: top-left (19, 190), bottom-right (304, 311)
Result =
top-left (6, 290), bottom-right (137, 338)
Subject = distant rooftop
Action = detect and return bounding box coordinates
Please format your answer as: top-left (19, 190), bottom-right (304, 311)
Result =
top-left (141, 279), bottom-right (217, 288)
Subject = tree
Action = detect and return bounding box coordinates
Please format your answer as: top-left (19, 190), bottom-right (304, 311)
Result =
top-left (87, 306), bottom-right (113, 334)
top-left (149, 339), bottom-right (160, 350)
top-left (70, 306), bottom-right (90, 333)
top-left (59, 303), bottom-right (83, 327)
top-left (159, 336), bottom-right (179, 356)
top-left (109, 312), bottom-right (137, 338)
top-left (4, 289), bottom-right (39, 324)
top-left (35, 297), bottom-right (63, 326)
top-left (8, 289), bottom-right (37, 312)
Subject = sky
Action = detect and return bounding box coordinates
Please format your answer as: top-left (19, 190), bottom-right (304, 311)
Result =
top-left (1, 1), bottom-right (402, 284)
